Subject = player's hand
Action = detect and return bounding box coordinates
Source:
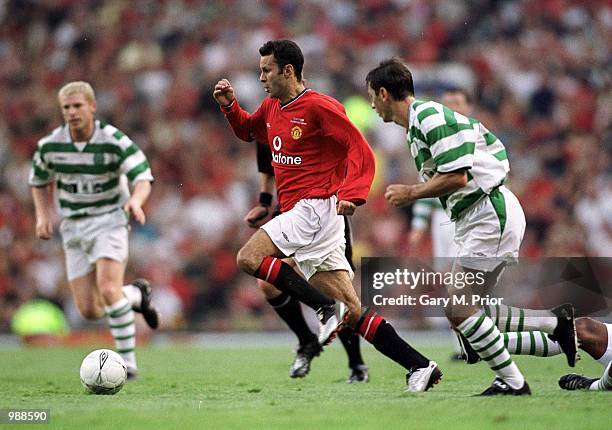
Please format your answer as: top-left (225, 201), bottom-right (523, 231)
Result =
top-left (336, 200), bottom-right (356, 216)
top-left (244, 205), bottom-right (272, 228)
top-left (213, 79), bottom-right (235, 107)
top-left (35, 216), bottom-right (53, 240)
top-left (385, 184), bottom-right (417, 208)
top-left (123, 199), bottom-right (146, 225)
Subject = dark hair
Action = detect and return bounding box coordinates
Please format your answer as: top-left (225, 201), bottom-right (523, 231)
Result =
top-left (365, 57), bottom-right (414, 100)
top-left (444, 87), bottom-right (473, 104)
top-left (259, 40), bottom-right (304, 81)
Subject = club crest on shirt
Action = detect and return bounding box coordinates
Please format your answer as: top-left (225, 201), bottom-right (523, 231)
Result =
top-left (93, 153), bottom-right (105, 165)
top-left (291, 126), bottom-right (302, 140)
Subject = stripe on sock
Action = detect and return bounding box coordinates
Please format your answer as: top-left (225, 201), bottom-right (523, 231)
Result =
top-left (540, 331), bottom-right (548, 356)
top-left (505, 306), bottom-right (512, 333)
top-left (458, 311), bottom-right (524, 388)
top-left (106, 297), bottom-right (137, 369)
top-left (256, 256), bottom-right (282, 284)
top-left (358, 310), bottom-right (384, 342)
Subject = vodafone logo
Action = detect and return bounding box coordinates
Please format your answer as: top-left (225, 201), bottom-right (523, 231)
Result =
top-left (272, 136), bottom-right (282, 151)
top-left (271, 135), bottom-right (302, 165)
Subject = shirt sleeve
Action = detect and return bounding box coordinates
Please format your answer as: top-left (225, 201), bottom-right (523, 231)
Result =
top-left (29, 142), bottom-right (54, 187)
top-left (417, 104), bottom-right (476, 173)
top-left (317, 101), bottom-right (376, 205)
top-left (221, 99), bottom-right (268, 144)
top-left (119, 138), bottom-right (154, 184)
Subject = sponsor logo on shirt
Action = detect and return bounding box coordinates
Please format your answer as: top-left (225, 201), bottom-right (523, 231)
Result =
top-left (272, 135), bottom-right (302, 165)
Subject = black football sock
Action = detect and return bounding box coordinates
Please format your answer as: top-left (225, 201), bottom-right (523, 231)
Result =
top-left (267, 292), bottom-right (317, 346)
top-left (357, 309), bottom-right (429, 370)
top-left (338, 326), bottom-right (365, 368)
top-left (256, 256), bottom-right (334, 311)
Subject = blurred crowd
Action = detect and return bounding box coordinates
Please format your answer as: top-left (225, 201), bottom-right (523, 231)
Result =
top-left (0, 0), bottom-right (610, 333)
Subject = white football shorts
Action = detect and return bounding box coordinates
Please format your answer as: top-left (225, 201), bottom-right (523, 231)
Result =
top-left (60, 209), bottom-right (129, 280)
top-left (261, 196), bottom-right (353, 280)
top-left (454, 185), bottom-right (526, 272)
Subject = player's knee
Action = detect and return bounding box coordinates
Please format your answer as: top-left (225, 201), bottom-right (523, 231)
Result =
top-left (236, 246), bottom-right (261, 275)
top-left (77, 304), bottom-right (103, 320)
top-left (576, 317), bottom-right (600, 345)
top-left (444, 304), bottom-right (464, 328)
top-left (97, 281), bottom-right (121, 304)
top-left (345, 309), bottom-right (360, 327)
top-left (236, 249), bottom-right (252, 274)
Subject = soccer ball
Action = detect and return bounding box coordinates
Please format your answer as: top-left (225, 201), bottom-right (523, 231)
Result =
top-left (80, 349), bottom-right (127, 395)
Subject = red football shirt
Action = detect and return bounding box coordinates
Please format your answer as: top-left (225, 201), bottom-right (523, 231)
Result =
top-left (222, 89), bottom-right (376, 212)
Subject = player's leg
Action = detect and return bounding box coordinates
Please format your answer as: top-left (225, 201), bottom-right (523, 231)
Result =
top-left (479, 303), bottom-right (577, 366)
top-left (502, 331), bottom-right (562, 357)
top-left (339, 216), bottom-right (368, 383)
top-left (238, 217), bottom-right (339, 344)
top-left (338, 327), bottom-right (368, 383)
top-left (259, 272), bottom-right (321, 378)
top-left (559, 361), bottom-right (612, 391)
top-left (68, 271), bottom-right (106, 320)
top-left (575, 318), bottom-right (612, 364)
top-left (559, 321), bottom-right (612, 391)
top-left (237, 229), bottom-right (335, 311)
top-left (88, 211), bottom-right (142, 376)
top-left (123, 279), bottom-right (159, 329)
top-left (62, 221), bottom-right (106, 319)
top-left (96, 257), bottom-right (138, 375)
top-left (447, 266), bottom-right (529, 395)
top-left (309, 270), bottom-right (439, 392)
top-left (450, 186), bottom-right (530, 395)
top-left (485, 318), bottom-right (608, 361)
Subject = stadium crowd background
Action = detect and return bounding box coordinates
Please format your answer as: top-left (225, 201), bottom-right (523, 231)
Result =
top-left (0, 0), bottom-right (610, 334)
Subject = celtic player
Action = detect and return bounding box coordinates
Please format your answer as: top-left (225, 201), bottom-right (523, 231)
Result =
top-left (366, 58), bottom-right (577, 395)
top-left (29, 81), bottom-right (159, 378)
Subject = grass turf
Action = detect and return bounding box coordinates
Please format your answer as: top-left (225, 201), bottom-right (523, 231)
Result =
top-left (0, 343), bottom-right (609, 429)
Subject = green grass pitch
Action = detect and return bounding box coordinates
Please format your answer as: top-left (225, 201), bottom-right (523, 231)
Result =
top-left (0, 343), bottom-right (609, 429)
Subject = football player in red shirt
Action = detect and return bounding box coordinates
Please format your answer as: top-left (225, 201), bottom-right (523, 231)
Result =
top-left (246, 142), bottom-right (369, 383)
top-left (214, 40), bottom-right (441, 391)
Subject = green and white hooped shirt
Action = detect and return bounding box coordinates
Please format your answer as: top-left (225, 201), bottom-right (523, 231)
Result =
top-left (29, 120), bottom-right (153, 219)
top-left (407, 99), bottom-right (509, 221)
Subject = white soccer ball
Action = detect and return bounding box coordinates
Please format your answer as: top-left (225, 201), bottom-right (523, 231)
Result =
top-left (80, 349), bottom-right (127, 395)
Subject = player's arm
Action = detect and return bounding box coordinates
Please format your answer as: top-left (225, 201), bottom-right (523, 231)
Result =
top-left (245, 173), bottom-right (276, 228)
top-left (386, 106), bottom-right (473, 208)
top-left (318, 102), bottom-right (376, 215)
top-left (385, 170), bottom-right (467, 208)
top-left (31, 185), bottom-right (54, 240)
top-left (29, 143), bottom-right (54, 239)
top-left (245, 142), bottom-right (276, 228)
top-left (120, 138), bottom-right (154, 224)
top-left (124, 180), bottom-right (152, 225)
top-left (213, 79), bottom-right (267, 143)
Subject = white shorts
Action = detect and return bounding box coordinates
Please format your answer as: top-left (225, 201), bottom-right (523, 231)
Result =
top-left (60, 209), bottom-right (129, 280)
top-left (431, 208), bottom-right (458, 259)
top-left (261, 196), bottom-right (353, 280)
top-left (454, 186), bottom-right (526, 272)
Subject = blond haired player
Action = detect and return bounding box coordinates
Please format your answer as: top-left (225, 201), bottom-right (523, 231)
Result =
top-left (30, 81), bottom-right (158, 378)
